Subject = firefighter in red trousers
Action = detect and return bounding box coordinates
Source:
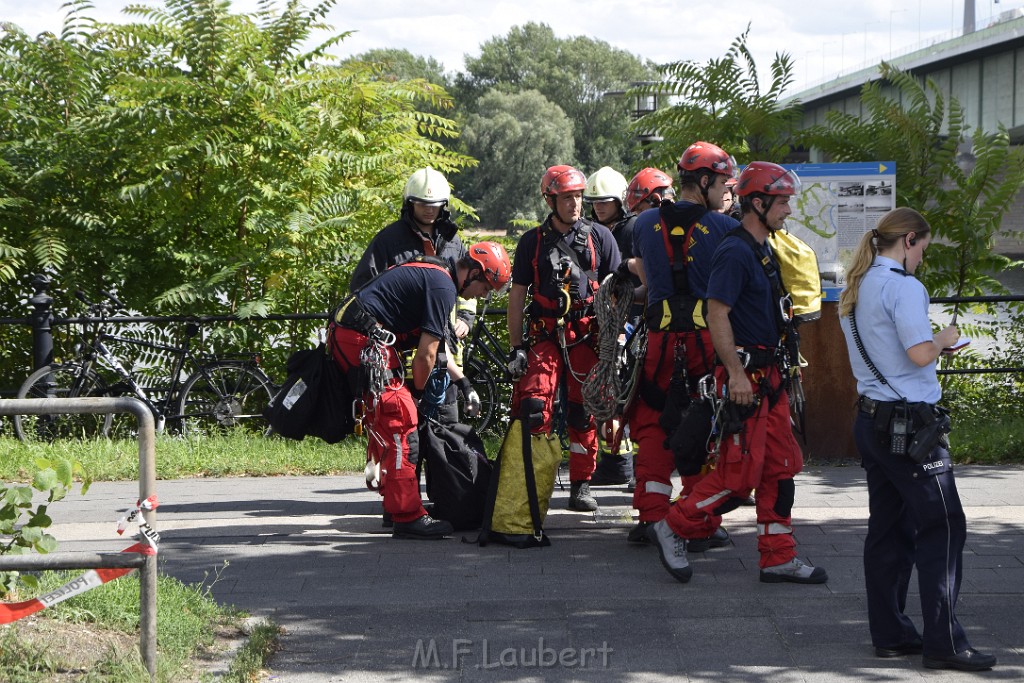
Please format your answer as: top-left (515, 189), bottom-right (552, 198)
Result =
top-left (647, 162), bottom-right (828, 584)
top-left (330, 243), bottom-right (511, 539)
top-left (626, 143), bottom-right (739, 547)
top-left (506, 165), bottom-right (621, 512)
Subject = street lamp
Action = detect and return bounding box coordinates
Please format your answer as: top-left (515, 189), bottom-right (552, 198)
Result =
top-left (890, 8), bottom-right (908, 58)
top-left (864, 20), bottom-right (882, 64)
top-left (804, 49), bottom-right (821, 89)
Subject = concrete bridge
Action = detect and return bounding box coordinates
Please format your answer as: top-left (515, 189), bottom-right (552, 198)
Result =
top-left (790, 10), bottom-right (1024, 254)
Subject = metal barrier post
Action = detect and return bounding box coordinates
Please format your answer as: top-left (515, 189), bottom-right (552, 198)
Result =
top-left (0, 397), bottom-right (158, 681)
top-left (28, 273), bottom-right (54, 372)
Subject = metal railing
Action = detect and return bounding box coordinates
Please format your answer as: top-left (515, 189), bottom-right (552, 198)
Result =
top-left (0, 397), bottom-right (158, 681)
top-left (2, 275), bottom-right (1023, 394)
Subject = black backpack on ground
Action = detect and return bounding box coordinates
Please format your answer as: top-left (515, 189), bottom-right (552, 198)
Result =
top-left (264, 342), bottom-right (354, 444)
top-left (420, 420), bottom-right (492, 531)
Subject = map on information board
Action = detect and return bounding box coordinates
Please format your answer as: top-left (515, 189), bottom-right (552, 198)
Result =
top-left (779, 162), bottom-right (896, 300)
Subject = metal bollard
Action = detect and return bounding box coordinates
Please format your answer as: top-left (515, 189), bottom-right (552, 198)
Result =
top-left (0, 397), bottom-right (158, 681)
top-left (28, 273), bottom-right (54, 372)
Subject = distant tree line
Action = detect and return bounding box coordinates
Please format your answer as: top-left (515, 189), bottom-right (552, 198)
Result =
top-left (2, 1), bottom-right (1021, 390)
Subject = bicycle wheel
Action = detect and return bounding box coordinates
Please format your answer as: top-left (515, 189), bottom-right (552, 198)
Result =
top-left (459, 357), bottom-right (498, 434)
top-left (176, 362), bottom-right (275, 437)
top-left (13, 363), bottom-right (114, 443)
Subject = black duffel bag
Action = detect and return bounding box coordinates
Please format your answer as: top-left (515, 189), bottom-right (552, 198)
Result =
top-left (264, 342), bottom-right (354, 444)
top-left (667, 399), bottom-right (715, 476)
top-left (421, 420), bottom-right (492, 531)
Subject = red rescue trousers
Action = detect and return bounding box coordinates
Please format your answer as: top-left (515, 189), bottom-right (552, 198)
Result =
top-left (512, 317), bottom-right (599, 482)
top-left (664, 363), bottom-right (804, 568)
top-left (331, 326), bottom-right (427, 524)
top-left (629, 329), bottom-right (715, 523)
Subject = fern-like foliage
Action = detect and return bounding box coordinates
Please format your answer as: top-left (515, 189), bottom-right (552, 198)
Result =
top-left (799, 62), bottom-right (1024, 312)
top-left (1, 0), bottom-right (475, 362)
top-left (631, 25), bottom-right (802, 168)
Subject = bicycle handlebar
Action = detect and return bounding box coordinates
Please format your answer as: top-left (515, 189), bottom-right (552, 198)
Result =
top-left (74, 290), bottom-right (123, 319)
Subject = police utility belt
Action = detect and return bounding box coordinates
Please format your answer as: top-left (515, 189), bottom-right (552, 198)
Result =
top-left (858, 396), bottom-right (951, 464)
top-left (848, 309), bottom-right (950, 464)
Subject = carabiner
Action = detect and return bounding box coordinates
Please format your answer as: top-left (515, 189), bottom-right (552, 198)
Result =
top-left (778, 294), bottom-right (794, 323)
top-left (698, 374), bottom-right (717, 402)
top-left (370, 326), bottom-right (396, 347)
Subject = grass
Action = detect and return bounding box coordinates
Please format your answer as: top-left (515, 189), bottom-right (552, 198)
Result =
top-left (0, 430), bottom-right (509, 482)
top-left (949, 413), bottom-right (1024, 464)
top-left (0, 431), bottom-right (370, 481)
top-left (0, 567), bottom-right (278, 682)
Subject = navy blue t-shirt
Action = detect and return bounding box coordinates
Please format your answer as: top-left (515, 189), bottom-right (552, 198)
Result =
top-left (511, 217), bottom-right (621, 304)
top-left (357, 262), bottom-right (456, 350)
top-left (632, 201), bottom-right (739, 308)
top-left (706, 232), bottom-right (779, 347)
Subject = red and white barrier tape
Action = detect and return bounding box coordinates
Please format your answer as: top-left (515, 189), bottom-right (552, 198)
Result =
top-left (0, 494), bottom-right (161, 625)
top-left (0, 542), bottom-right (155, 624)
top-left (116, 494), bottom-right (159, 535)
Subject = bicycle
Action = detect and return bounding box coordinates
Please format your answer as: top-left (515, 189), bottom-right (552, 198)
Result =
top-left (13, 291), bottom-right (276, 442)
top-left (457, 297), bottom-right (512, 434)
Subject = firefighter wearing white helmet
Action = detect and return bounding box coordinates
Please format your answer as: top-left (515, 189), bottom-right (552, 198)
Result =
top-left (403, 166), bottom-right (451, 207)
top-left (582, 166), bottom-right (640, 489)
top-left (352, 167), bottom-right (462, 289)
top-left (350, 166), bottom-right (476, 427)
top-left (583, 166), bottom-right (628, 225)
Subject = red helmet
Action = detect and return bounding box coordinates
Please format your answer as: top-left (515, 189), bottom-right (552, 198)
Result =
top-left (626, 168), bottom-right (675, 212)
top-left (467, 241), bottom-right (512, 294)
top-left (736, 162), bottom-right (801, 197)
top-left (540, 165), bottom-right (587, 197)
top-left (677, 141), bottom-right (736, 178)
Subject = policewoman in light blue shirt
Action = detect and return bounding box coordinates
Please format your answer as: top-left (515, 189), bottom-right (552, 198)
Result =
top-left (838, 207), bottom-right (996, 672)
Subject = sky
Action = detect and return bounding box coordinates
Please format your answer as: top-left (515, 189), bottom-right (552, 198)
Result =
top-left (2, 0), bottom-right (1023, 94)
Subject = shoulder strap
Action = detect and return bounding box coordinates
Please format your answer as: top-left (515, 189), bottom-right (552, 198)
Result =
top-left (659, 201), bottom-right (708, 293)
top-left (848, 309), bottom-right (906, 401)
top-left (540, 221), bottom-right (599, 287)
top-left (726, 227), bottom-right (792, 334)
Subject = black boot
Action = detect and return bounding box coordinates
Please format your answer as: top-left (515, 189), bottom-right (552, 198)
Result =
top-left (392, 514), bottom-right (453, 540)
top-left (589, 453), bottom-right (633, 486)
top-left (568, 481), bottom-right (598, 511)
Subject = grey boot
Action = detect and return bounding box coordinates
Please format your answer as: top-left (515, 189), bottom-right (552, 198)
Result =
top-left (568, 481), bottom-right (598, 511)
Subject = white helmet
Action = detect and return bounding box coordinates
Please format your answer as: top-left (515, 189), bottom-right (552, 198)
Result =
top-left (403, 167), bottom-right (450, 205)
top-left (583, 166), bottom-right (628, 204)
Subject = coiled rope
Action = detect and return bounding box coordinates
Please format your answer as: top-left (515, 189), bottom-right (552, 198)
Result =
top-left (583, 272), bottom-right (637, 422)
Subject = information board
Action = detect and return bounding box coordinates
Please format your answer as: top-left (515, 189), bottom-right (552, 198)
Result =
top-left (780, 162), bottom-right (896, 301)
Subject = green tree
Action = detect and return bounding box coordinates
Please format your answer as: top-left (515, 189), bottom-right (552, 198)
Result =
top-left (0, 0), bottom-right (473, 366)
top-left (459, 89), bottom-right (574, 231)
top-left (349, 47), bottom-right (451, 88)
top-left (455, 22), bottom-right (656, 174)
top-left (634, 25), bottom-right (802, 167)
top-left (799, 62), bottom-right (1024, 306)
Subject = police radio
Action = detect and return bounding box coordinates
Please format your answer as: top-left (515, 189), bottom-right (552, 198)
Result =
top-left (890, 416), bottom-right (909, 456)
